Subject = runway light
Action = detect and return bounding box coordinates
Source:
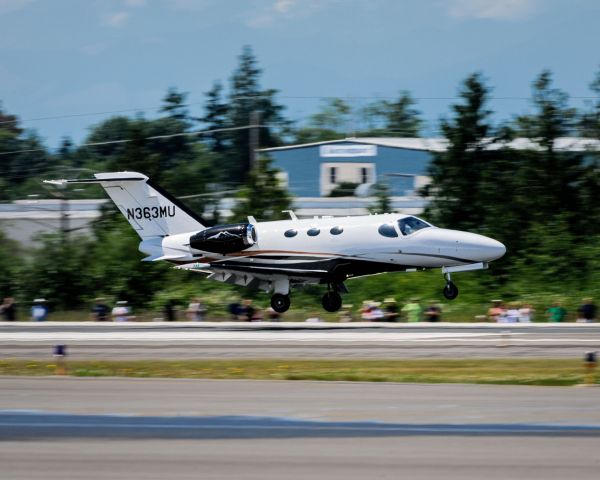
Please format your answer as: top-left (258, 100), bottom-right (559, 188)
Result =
top-left (583, 351), bottom-right (597, 385)
top-left (53, 344), bottom-right (68, 375)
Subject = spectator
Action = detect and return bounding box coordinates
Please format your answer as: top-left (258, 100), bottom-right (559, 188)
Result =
top-left (424, 302), bottom-right (442, 322)
top-left (487, 300), bottom-right (506, 322)
top-left (503, 302), bottom-right (521, 323)
top-left (91, 297), bottom-right (110, 322)
top-left (401, 298), bottom-right (422, 323)
top-left (577, 298), bottom-right (597, 323)
top-left (112, 300), bottom-right (131, 322)
top-left (239, 299), bottom-right (255, 322)
top-left (360, 301), bottom-right (384, 321)
top-left (0, 297), bottom-right (17, 321)
top-left (228, 302), bottom-right (241, 320)
top-left (518, 303), bottom-right (534, 323)
top-left (164, 299), bottom-right (177, 322)
top-left (546, 301), bottom-right (567, 323)
top-left (31, 298), bottom-right (48, 322)
top-left (383, 298), bottom-right (399, 322)
top-left (186, 297), bottom-right (207, 321)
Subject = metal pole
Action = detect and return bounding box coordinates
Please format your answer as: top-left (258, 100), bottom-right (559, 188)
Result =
top-left (249, 110), bottom-right (260, 171)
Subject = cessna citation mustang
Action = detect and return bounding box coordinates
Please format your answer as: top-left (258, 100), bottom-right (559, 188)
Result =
top-left (45, 172), bottom-right (506, 313)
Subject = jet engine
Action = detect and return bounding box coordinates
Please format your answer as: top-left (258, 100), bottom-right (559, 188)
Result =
top-left (189, 223), bottom-right (257, 254)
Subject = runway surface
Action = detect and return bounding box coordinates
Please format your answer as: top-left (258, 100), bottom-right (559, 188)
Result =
top-left (2, 321), bottom-right (600, 359)
top-left (1, 377), bottom-right (600, 479)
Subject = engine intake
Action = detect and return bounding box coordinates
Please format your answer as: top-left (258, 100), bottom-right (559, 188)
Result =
top-left (189, 223), bottom-right (257, 254)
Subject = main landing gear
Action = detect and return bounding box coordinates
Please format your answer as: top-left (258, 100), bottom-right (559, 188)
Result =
top-left (269, 282), bottom-right (346, 313)
top-left (270, 293), bottom-right (291, 313)
top-left (321, 291), bottom-right (342, 312)
top-left (442, 272), bottom-right (459, 300)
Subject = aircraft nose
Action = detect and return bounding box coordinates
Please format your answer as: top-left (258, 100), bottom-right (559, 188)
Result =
top-left (438, 230), bottom-right (506, 262)
top-left (472, 235), bottom-right (506, 261)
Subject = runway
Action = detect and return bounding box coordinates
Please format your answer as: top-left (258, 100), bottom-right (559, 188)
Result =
top-left (2, 321), bottom-right (600, 359)
top-left (1, 377), bottom-right (600, 479)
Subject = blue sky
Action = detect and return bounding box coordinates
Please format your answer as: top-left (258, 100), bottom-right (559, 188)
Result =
top-left (1, 0), bottom-right (599, 148)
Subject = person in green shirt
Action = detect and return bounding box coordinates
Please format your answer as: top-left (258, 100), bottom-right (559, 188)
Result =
top-left (402, 298), bottom-right (422, 323)
top-left (546, 301), bottom-right (567, 322)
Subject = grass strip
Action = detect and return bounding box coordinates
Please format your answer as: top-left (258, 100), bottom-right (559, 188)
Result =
top-left (0, 359), bottom-right (596, 386)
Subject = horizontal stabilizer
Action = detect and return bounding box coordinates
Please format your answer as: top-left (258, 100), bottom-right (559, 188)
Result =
top-left (44, 171), bottom-right (206, 239)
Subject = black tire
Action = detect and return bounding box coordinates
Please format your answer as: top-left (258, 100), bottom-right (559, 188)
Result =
top-left (271, 293), bottom-right (291, 313)
top-left (443, 282), bottom-right (459, 300)
top-left (322, 291), bottom-right (342, 312)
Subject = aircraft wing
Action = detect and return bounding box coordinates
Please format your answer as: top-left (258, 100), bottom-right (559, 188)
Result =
top-left (175, 256), bottom-right (338, 290)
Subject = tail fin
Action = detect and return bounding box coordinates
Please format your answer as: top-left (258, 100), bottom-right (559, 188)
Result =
top-left (45, 172), bottom-right (205, 239)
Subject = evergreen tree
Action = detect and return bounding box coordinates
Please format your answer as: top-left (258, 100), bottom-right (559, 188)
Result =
top-left (369, 182), bottom-right (392, 214)
top-left (231, 155), bottom-right (291, 222)
top-left (160, 87), bottom-right (190, 125)
top-left (423, 73), bottom-right (493, 231)
top-left (226, 46), bottom-right (288, 183)
top-left (201, 81), bottom-right (228, 154)
top-left (579, 66), bottom-right (600, 138)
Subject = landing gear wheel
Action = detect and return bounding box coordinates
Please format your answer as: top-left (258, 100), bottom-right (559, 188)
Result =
top-left (271, 293), bottom-right (291, 313)
top-left (443, 282), bottom-right (459, 300)
top-left (322, 291), bottom-right (342, 312)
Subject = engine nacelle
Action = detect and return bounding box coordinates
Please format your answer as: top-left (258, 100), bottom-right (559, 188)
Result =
top-left (189, 223), bottom-right (257, 254)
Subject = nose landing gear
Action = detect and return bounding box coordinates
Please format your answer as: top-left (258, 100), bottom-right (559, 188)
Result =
top-left (442, 272), bottom-right (459, 300)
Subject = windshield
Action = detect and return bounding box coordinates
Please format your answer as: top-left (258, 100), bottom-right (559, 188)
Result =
top-left (397, 216), bottom-right (431, 236)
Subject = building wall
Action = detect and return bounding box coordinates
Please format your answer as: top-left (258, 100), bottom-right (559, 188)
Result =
top-left (265, 142), bottom-right (433, 197)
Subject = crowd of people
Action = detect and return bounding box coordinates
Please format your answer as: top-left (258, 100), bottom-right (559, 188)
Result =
top-left (486, 298), bottom-right (597, 323)
top-left (358, 298), bottom-right (442, 322)
top-left (1, 294), bottom-right (598, 323)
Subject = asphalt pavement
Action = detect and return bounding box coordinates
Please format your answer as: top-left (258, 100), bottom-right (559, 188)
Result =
top-left (1, 377), bottom-right (600, 479)
top-left (1, 321), bottom-right (599, 359)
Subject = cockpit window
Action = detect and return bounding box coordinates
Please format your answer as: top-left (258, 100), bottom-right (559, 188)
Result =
top-left (398, 216), bottom-right (431, 236)
top-left (378, 223), bottom-right (398, 238)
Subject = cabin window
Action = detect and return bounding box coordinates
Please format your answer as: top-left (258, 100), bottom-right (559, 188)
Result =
top-left (307, 228), bottom-right (321, 237)
top-left (378, 224), bottom-right (398, 238)
top-left (284, 229), bottom-right (298, 238)
top-left (330, 226), bottom-right (344, 235)
top-left (398, 216), bottom-right (430, 236)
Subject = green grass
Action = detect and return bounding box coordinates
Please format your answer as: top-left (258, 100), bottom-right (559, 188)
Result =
top-left (0, 359), bottom-right (596, 386)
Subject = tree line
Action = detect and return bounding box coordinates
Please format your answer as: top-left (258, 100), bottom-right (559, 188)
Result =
top-left (1, 45), bottom-right (600, 312)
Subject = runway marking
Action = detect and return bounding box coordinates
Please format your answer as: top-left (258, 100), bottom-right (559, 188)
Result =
top-left (2, 331), bottom-right (600, 345)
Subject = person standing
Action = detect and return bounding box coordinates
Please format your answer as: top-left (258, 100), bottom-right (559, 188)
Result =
top-left (0, 297), bottom-right (17, 321)
top-left (578, 298), bottom-right (597, 323)
top-left (186, 297), bottom-right (207, 321)
top-left (164, 299), bottom-right (177, 322)
top-left (112, 301), bottom-right (131, 322)
top-left (424, 302), bottom-right (442, 322)
top-left (31, 299), bottom-right (48, 322)
top-left (546, 301), bottom-right (567, 323)
top-left (401, 298), bottom-right (422, 323)
top-left (91, 298), bottom-right (110, 322)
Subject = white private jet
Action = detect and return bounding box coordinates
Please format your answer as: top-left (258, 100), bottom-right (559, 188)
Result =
top-left (45, 172), bottom-right (506, 313)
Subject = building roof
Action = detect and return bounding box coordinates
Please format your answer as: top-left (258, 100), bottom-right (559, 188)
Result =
top-left (260, 137), bottom-right (600, 153)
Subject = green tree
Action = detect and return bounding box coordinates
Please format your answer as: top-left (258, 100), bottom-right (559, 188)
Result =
top-left (201, 81), bottom-right (229, 154)
top-left (231, 155), bottom-right (291, 222)
top-left (225, 46), bottom-right (289, 183)
top-left (369, 182), bottom-right (392, 214)
top-left (361, 92), bottom-right (421, 137)
top-left (423, 73), bottom-right (493, 231)
top-left (579, 66), bottom-right (600, 138)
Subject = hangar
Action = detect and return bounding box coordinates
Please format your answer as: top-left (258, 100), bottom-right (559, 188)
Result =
top-left (260, 137), bottom-right (443, 198)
